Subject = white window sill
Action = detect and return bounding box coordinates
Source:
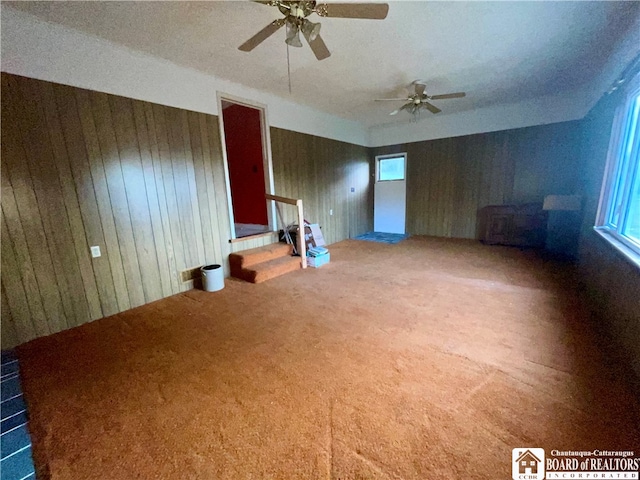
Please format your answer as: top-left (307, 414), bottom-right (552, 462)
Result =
top-left (593, 227), bottom-right (640, 270)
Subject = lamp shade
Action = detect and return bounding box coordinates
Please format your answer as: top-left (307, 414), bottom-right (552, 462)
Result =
top-left (285, 21), bottom-right (303, 47)
top-left (542, 195), bottom-right (582, 211)
top-left (302, 20), bottom-right (321, 42)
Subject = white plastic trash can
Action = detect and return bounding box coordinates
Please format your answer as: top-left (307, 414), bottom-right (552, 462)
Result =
top-left (201, 264), bottom-right (224, 292)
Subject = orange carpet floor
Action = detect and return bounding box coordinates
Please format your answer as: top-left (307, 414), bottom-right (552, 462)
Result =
top-left (16, 237), bottom-right (640, 479)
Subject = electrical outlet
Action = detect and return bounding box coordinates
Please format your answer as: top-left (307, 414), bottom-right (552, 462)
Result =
top-left (90, 246), bottom-right (101, 258)
top-left (330, 209), bottom-right (333, 216)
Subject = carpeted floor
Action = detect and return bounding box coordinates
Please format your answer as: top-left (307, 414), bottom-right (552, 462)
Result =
top-left (16, 236), bottom-right (640, 479)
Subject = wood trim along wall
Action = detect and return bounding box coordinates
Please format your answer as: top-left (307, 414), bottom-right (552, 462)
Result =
top-left (1, 73), bottom-right (372, 348)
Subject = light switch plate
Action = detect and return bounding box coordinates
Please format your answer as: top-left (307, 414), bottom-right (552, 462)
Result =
top-left (90, 246), bottom-right (101, 258)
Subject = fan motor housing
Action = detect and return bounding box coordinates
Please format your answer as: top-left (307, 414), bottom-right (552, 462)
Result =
top-left (278, 1), bottom-right (316, 19)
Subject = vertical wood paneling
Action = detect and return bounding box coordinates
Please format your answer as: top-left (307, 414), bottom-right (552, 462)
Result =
top-left (146, 103), bottom-right (183, 290)
top-left (131, 101), bottom-right (173, 299)
top-left (153, 104), bottom-right (188, 273)
top-left (181, 111), bottom-right (206, 267)
top-left (1, 284), bottom-right (19, 350)
top-left (373, 121), bottom-right (582, 239)
top-left (109, 94), bottom-right (163, 303)
top-left (0, 172), bottom-right (49, 342)
top-left (0, 73), bottom-right (231, 347)
top-left (576, 91), bottom-right (640, 384)
top-left (75, 88), bottom-right (131, 314)
top-left (270, 127), bottom-right (373, 244)
top-left (38, 82), bottom-right (112, 320)
top-left (165, 107), bottom-right (199, 270)
top-left (1, 209), bottom-right (42, 341)
top-left (2, 77), bottom-right (69, 334)
top-left (1, 73), bottom-right (373, 349)
top-left (197, 113), bottom-right (224, 267)
top-left (90, 90), bottom-right (146, 308)
top-left (206, 115), bottom-right (233, 275)
top-left (13, 78), bottom-right (93, 329)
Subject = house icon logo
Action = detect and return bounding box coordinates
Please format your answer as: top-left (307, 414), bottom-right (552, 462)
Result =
top-left (512, 448), bottom-right (545, 480)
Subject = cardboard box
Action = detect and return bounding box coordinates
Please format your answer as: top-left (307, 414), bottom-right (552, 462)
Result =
top-left (307, 252), bottom-right (330, 268)
top-left (308, 224), bottom-right (325, 246)
top-left (287, 224), bottom-right (325, 251)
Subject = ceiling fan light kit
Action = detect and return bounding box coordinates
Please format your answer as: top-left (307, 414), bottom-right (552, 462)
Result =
top-left (301, 19), bottom-right (321, 43)
top-left (285, 20), bottom-right (304, 47)
top-left (239, 1), bottom-right (389, 61)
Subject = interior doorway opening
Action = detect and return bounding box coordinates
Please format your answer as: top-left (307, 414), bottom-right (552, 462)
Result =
top-left (374, 153), bottom-right (407, 234)
top-left (220, 98), bottom-right (274, 239)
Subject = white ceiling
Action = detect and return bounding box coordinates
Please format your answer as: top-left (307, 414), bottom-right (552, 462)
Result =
top-left (4, 1), bottom-right (640, 130)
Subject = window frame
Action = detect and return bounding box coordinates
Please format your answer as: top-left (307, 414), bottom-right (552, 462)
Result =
top-left (375, 153), bottom-right (407, 183)
top-left (595, 71), bottom-right (640, 267)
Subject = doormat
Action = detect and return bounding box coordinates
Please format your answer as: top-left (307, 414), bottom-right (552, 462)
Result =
top-left (354, 232), bottom-right (409, 244)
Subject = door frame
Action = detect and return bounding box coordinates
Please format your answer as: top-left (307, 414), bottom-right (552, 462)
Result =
top-left (374, 152), bottom-right (407, 234)
top-left (217, 92), bottom-right (276, 240)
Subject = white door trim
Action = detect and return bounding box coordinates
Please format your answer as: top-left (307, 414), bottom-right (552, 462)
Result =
top-left (374, 152), bottom-right (407, 234)
top-left (216, 92), bottom-right (276, 239)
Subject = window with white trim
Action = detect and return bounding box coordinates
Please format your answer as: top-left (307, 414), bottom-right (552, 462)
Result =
top-left (596, 71), bottom-right (640, 259)
top-left (376, 155), bottom-right (406, 182)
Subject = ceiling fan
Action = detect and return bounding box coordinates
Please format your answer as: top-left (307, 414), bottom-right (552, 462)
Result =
top-left (376, 81), bottom-right (466, 116)
top-left (238, 1), bottom-right (389, 61)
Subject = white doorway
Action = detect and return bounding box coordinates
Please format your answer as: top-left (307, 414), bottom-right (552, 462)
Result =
top-left (374, 153), bottom-right (407, 234)
top-left (217, 94), bottom-right (276, 239)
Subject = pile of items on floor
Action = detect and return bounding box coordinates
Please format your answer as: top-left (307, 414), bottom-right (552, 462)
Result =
top-left (282, 221), bottom-right (330, 268)
top-left (229, 220), bottom-right (330, 284)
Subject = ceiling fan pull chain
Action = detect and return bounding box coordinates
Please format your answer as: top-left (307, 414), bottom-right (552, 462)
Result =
top-left (287, 43), bottom-right (292, 94)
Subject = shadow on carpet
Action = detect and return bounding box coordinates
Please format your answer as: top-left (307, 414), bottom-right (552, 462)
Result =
top-left (354, 231), bottom-right (409, 244)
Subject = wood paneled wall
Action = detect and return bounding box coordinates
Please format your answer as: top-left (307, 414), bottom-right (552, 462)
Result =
top-left (1, 73), bottom-right (233, 347)
top-left (1, 73), bottom-right (372, 348)
top-left (576, 88), bottom-right (640, 383)
top-left (372, 121), bottom-right (583, 239)
top-left (270, 127), bottom-right (372, 244)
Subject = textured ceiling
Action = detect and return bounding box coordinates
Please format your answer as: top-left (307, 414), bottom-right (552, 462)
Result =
top-left (6, 1), bottom-right (640, 128)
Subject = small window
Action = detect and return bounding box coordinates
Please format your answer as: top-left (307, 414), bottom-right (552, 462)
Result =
top-left (377, 155), bottom-right (406, 181)
top-left (596, 71), bottom-right (640, 260)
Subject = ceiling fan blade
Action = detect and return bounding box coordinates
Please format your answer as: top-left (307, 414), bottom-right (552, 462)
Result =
top-left (302, 29), bottom-right (331, 60)
top-left (390, 103), bottom-right (411, 115)
top-left (375, 98), bottom-right (409, 102)
top-left (414, 83), bottom-right (426, 96)
top-left (317, 3), bottom-right (389, 19)
top-left (430, 92), bottom-right (466, 100)
top-left (423, 102), bottom-right (442, 114)
top-left (238, 19), bottom-right (285, 52)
